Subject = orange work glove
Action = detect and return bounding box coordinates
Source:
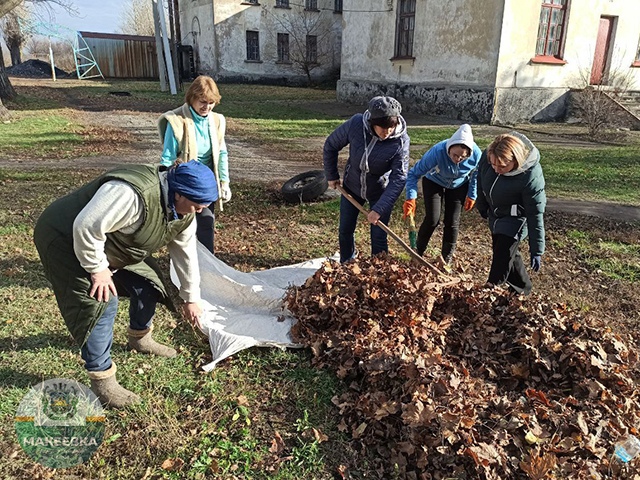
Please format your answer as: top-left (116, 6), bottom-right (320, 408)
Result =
top-left (463, 197), bottom-right (475, 212)
top-left (402, 199), bottom-right (416, 219)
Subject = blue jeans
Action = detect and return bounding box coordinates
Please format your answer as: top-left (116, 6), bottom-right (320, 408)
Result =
top-left (338, 189), bottom-right (391, 263)
top-left (81, 269), bottom-right (161, 372)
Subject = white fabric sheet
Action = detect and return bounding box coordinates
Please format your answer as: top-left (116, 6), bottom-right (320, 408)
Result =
top-left (171, 243), bottom-right (328, 371)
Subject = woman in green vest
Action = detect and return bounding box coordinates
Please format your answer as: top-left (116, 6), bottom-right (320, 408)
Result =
top-left (158, 75), bottom-right (231, 254)
top-left (33, 161), bottom-right (217, 408)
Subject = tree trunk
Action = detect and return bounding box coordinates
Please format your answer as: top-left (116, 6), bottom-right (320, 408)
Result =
top-left (0, 47), bottom-right (17, 101)
top-left (0, 97), bottom-right (10, 121)
top-left (9, 43), bottom-right (21, 66)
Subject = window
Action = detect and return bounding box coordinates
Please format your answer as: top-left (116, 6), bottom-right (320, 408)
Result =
top-left (275, 0), bottom-right (289, 7)
top-left (334, 0), bottom-right (343, 13)
top-left (634, 37), bottom-right (640, 66)
top-left (535, 0), bottom-right (568, 59)
top-left (394, 0), bottom-right (416, 58)
top-left (277, 33), bottom-right (290, 62)
top-left (306, 35), bottom-right (317, 63)
top-left (243, 0), bottom-right (259, 4)
top-left (305, 0), bottom-right (318, 11)
top-left (246, 31), bottom-right (260, 61)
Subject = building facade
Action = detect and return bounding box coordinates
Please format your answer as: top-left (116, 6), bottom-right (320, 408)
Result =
top-left (178, 0), bottom-right (343, 85)
top-left (337, 0), bottom-right (640, 124)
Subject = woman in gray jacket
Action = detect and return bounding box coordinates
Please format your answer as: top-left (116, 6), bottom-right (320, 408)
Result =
top-left (475, 132), bottom-right (546, 294)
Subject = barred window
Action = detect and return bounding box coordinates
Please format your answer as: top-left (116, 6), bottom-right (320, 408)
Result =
top-left (535, 0), bottom-right (568, 58)
top-left (246, 31), bottom-right (260, 61)
top-left (276, 0), bottom-right (289, 7)
top-left (334, 0), bottom-right (343, 13)
top-left (306, 35), bottom-right (317, 63)
top-left (394, 0), bottom-right (415, 58)
top-left (277, 33), bottom-right (290, 62)
top-left (305, 0), bottom-right (318, 11)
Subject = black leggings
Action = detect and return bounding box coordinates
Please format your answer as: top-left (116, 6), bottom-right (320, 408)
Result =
top-left (488, 233), bottom-right (532, 295)
top-left (417, 178), bottom-right (467, 260)
top-left (196, 206), bottom-right (215, 254)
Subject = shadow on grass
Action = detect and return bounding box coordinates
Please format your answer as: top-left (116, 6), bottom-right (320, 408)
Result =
top-left (0, 332), bottom-right (75, 353)
top-left (0, 257), bottom-right (52, 290)
top-left (0, 368), bottom-right (55, 389)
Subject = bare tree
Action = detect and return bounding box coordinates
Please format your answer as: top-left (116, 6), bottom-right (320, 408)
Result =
top-left (119, 0), bottom-right (154, 36)
top-left (0, 0), bottom-right (77, 103)
top-left (1, 5), bottom-right (30, 66)
top-left (263, 5), bottom-right (335, 85)
top-left (572, 53), bottom-right (638, 138)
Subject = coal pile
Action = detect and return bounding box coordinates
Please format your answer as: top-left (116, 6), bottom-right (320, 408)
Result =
top-left (7, 59), bottom-right (71, 78)
top-left (284, 254), bottom-right (640, 479)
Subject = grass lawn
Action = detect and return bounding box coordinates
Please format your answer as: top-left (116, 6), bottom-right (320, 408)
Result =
top-left (1, 79), bottom-right (639, 479)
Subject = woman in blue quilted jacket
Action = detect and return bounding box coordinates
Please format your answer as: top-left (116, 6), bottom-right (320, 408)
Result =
top-left (323, 96), bottom-right (410, 263)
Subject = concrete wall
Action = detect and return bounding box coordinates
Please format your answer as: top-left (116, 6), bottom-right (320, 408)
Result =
top-left (179, 0), bottom-right (342, 84)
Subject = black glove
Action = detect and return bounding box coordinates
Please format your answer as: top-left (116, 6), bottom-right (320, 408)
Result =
top-left (530, 255), bottom-right (541, 272)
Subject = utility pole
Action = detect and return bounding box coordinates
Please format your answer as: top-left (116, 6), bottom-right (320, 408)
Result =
top-left (153, 0), bottom-right (177, 95)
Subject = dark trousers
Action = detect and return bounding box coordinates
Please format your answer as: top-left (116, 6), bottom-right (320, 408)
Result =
top-left (488, 233), bottom-right (532, 295)
top-left (338, 188), bottom-right (390, 263)
top-left (81, 269), bottom-right (161, 371)
top-left (417, 178), bottom-right (467, 260)
top-left (196, 206), bottom-right (215, 254)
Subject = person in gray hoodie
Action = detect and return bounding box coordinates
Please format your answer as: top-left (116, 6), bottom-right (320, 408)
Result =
top-left (324, 96), bottom-right (410, 263)
top-left (402, 124), bottom-right (482, 266)
top-left (475, 132), bottom-right (546, 295)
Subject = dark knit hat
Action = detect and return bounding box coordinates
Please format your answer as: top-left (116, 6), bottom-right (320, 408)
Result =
top-left (167, 160), bottom-right (218, 205)
top-left (368, 96), bottom-right (402, 119)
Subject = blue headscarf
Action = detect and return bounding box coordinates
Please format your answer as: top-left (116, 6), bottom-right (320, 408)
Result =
top-left (167, 160), bottom-right (218, 212)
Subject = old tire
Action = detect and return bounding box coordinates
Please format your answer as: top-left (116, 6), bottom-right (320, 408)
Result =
top-left (281, 170), bottom-right (328, 203)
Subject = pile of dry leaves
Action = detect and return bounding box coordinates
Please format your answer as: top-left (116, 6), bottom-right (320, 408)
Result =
top-left (284, 254), bottom-right (640, 479)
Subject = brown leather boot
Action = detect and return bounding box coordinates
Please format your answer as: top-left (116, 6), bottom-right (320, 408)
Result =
top-left (127, 325), bottom-right (177, 358)
top-left (87, 363), bottom-right (141, 408)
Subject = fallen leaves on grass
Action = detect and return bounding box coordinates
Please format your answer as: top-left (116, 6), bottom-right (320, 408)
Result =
top-left (284, 253), bottom-right (640, 479)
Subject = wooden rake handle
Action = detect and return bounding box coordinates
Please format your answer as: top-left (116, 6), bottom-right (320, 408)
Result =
top-left (336, 184), bottom-right (444, 276)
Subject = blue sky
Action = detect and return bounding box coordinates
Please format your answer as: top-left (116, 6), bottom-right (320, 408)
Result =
top-left (37, 0), bottom-right (129, 35)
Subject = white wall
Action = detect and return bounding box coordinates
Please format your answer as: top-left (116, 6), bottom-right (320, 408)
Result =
top-left (497, 0), bottom-right (640, 89)
top-left (341, 0), bottom-right (503, 88)
top-left (179, 0), bottom-right (342, 83)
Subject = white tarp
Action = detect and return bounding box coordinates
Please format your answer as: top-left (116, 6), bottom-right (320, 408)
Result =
top-left (171, 243), bottom-right (327, 371)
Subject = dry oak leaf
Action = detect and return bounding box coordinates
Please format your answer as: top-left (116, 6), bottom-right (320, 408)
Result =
top-left (519, 450), bottom-right (557, 479)
top-left (269, 431), bottom-right (285, 454)
top-left (160, 457), bottom-right (185, 471)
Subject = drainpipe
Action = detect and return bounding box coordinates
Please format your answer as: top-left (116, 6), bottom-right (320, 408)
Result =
top-left (211, 1), bottom-right (220, 75)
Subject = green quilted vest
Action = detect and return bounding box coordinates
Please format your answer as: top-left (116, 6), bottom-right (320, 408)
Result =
top-left (33, 164), bottom-right (194, 345)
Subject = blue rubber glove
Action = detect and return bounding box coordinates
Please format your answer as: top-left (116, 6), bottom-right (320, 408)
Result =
top-left (530, 255), bottom-right (541, 272)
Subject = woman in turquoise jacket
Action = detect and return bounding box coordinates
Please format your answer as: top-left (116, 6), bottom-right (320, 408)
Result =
top-left (403, 124), bottom-right (482, 265)
top-left (158, 75), bottom-right (230, 254)
top-left (475, 132), bottom-right (546, 295)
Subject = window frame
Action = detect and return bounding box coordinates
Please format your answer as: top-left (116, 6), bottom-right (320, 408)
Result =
top-left (393, 0), bottom-right (416, 60)
top-left (245, 30), bottom-right (261, 62)
top-left (275, 0), bottom-right (289, 8)
top-left (277, 32), bottom-right (291, 63)
top-left (532, 0), bottom-right (569, 65)
top-left (304, 0), bottom-right (319, 11)
top-left (334, 0), bottom-right (343, 13)
top-left (633, 36), bottom-right (640, 67)
top-left (306, 35), bottom-right (318, 64)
